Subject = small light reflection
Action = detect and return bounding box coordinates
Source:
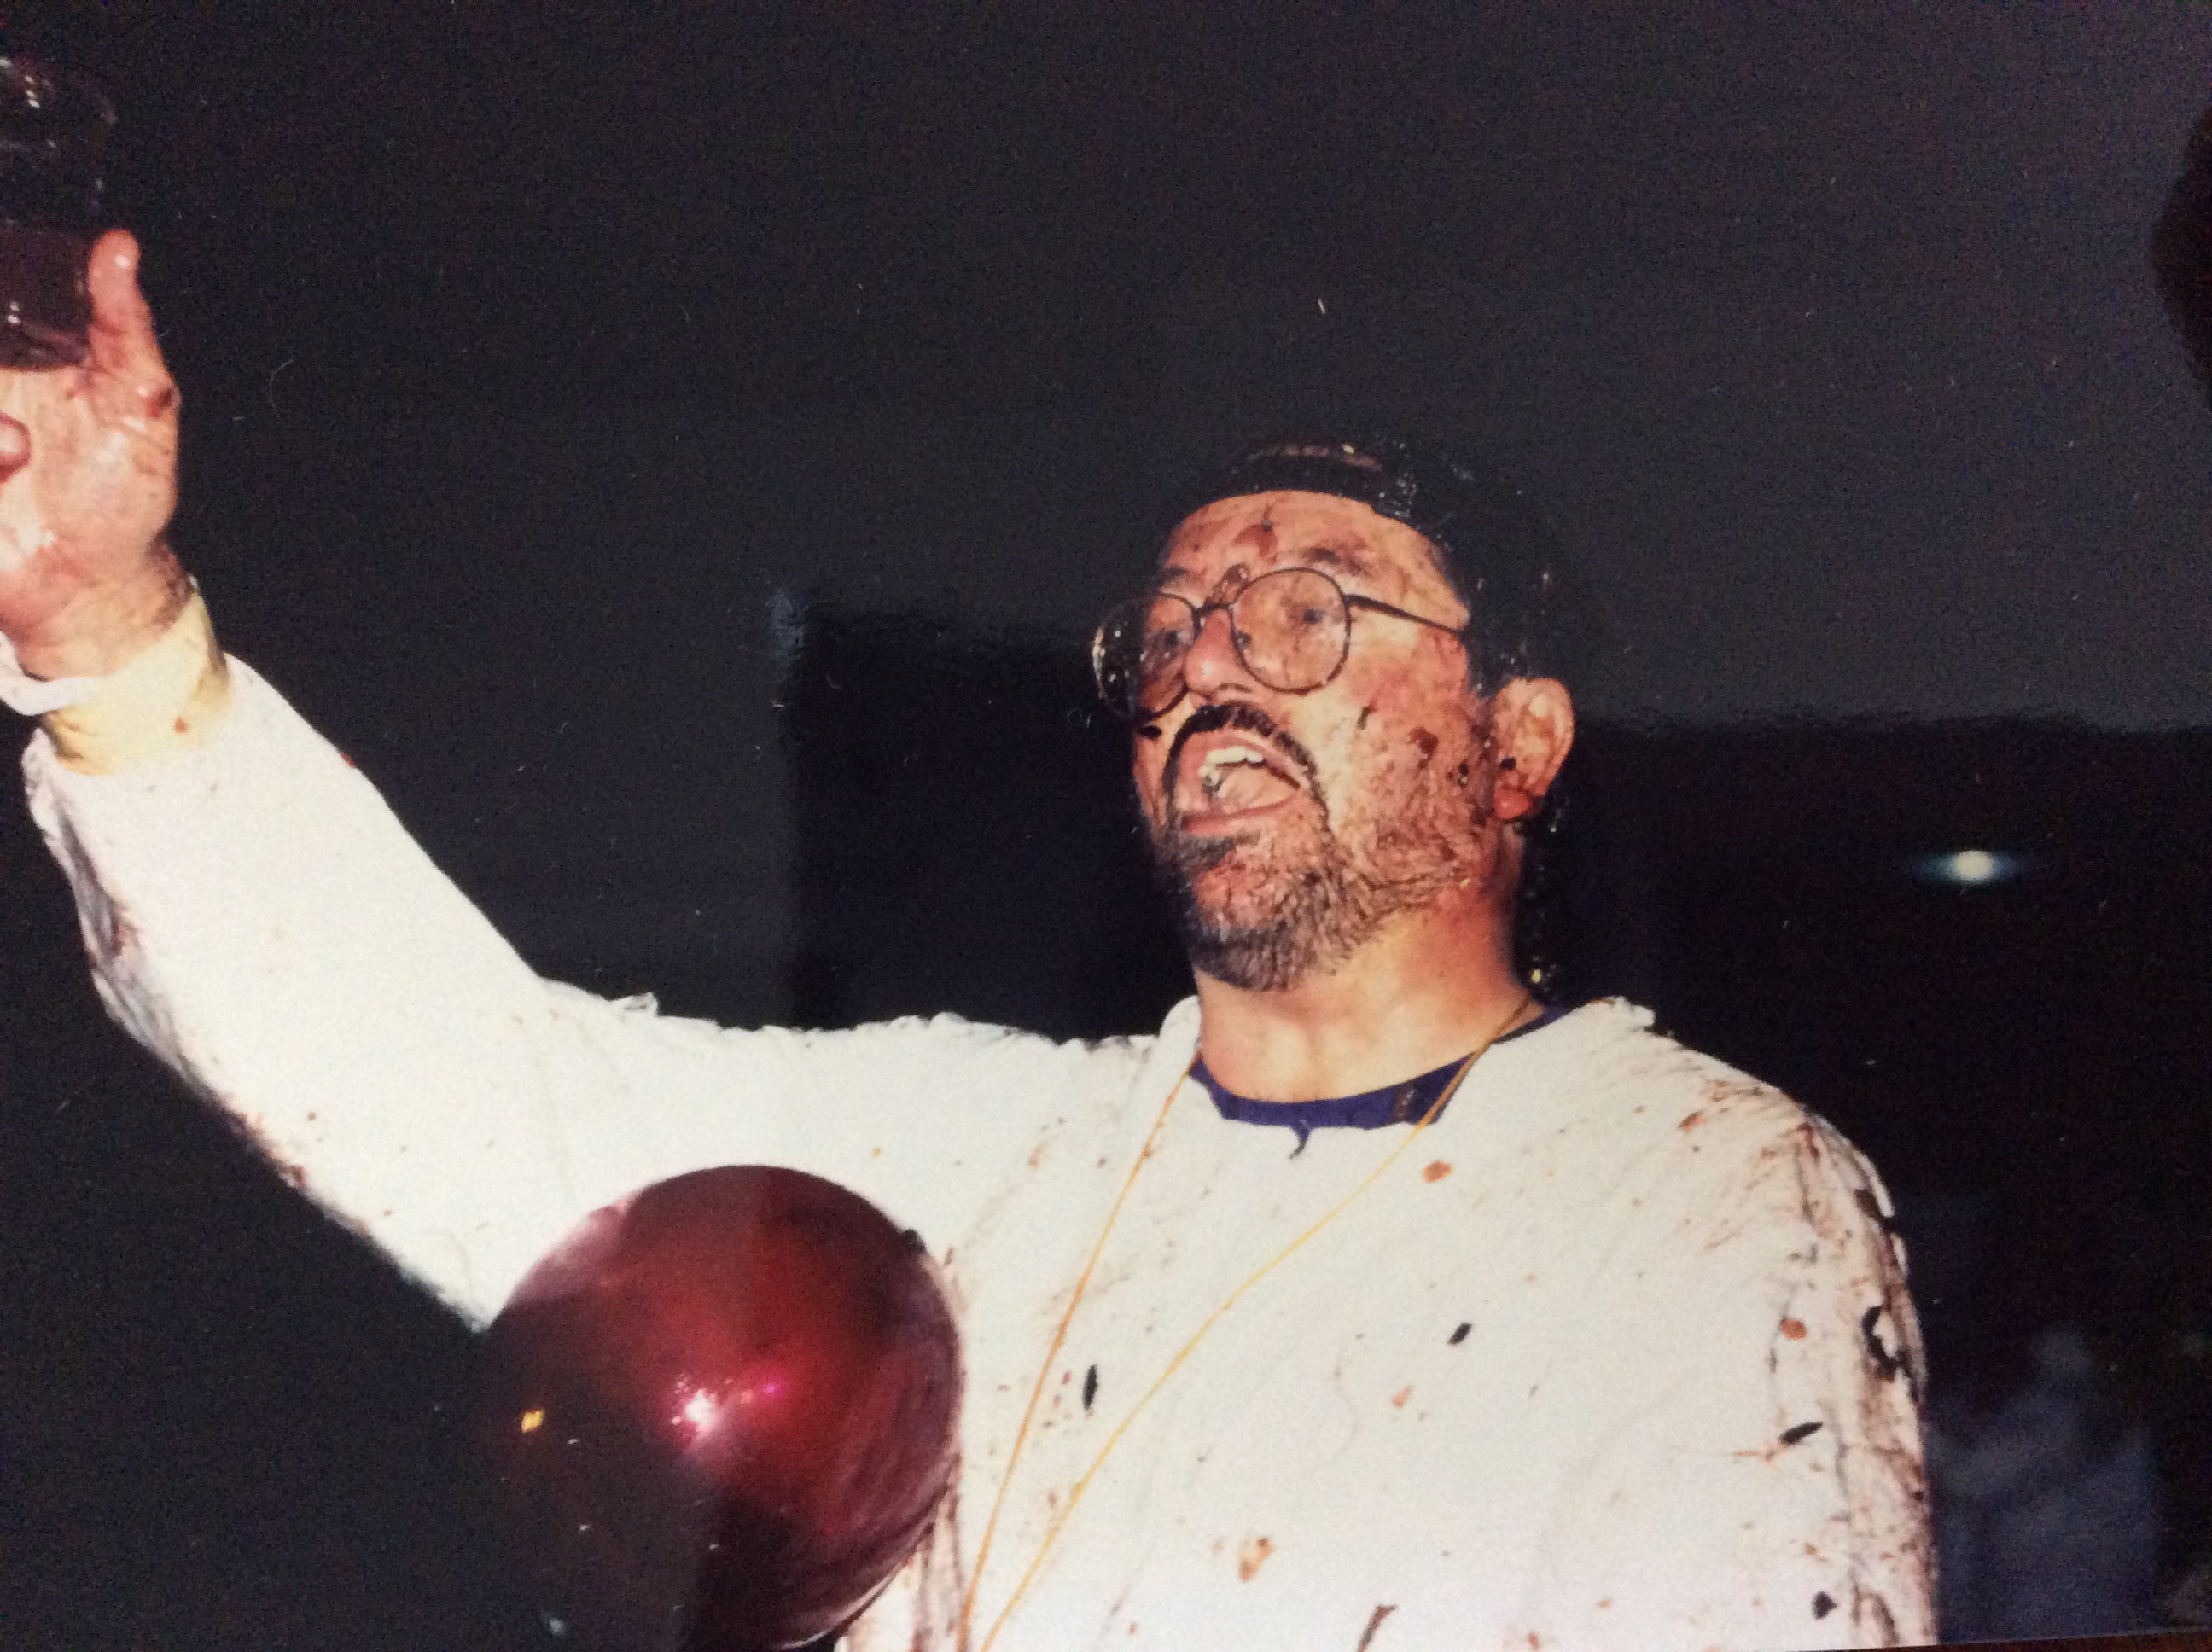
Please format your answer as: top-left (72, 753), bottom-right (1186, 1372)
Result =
top-left (1914, 848), bottom-right (2025, 886)
top-left (673, 1385), bottom-right (723, 1438)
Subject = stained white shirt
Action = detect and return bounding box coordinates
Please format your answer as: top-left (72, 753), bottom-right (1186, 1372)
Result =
top-left (25, 660), bottom-right (1933, 1650)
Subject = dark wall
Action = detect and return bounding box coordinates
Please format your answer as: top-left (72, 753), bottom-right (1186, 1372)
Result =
top-left (779, 608), bottom-right (1185, 1040)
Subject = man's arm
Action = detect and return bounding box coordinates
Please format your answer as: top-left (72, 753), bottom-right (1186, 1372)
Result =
top-left (0, 237), bottom-right (1091, 1325)
top-left (0, 235), bottom-right (597, 1315)
top-left (1503, 1102), bottom-right (1934, 1651)
top-left (1707, 1113), bottom-right (1934, 1647)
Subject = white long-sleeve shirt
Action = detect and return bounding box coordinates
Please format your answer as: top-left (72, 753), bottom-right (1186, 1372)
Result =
top-left (25, 660), bottom-right (1933, 1650)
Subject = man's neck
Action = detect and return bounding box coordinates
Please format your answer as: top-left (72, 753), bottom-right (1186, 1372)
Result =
top-left (1190, 901), bottom-right (1536, 1104)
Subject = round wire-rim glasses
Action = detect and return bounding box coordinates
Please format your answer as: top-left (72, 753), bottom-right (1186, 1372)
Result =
top-left (1091, 566), bottom-right (1466, 721)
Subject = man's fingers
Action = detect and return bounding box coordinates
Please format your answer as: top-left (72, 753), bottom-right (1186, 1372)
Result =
top-left (84, 230), bottom-right (151, 356)
top-left (84, 230), bottom-right (178, 423)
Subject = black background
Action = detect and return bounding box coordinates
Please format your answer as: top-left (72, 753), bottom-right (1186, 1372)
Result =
top-left (0, 5), bottom-right (2208, 1647)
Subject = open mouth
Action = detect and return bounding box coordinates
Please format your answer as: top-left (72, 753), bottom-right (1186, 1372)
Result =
top-left (1173, 730), bottom-right (1302, 821)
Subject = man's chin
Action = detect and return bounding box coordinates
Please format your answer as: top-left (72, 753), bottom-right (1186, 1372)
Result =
top-left (1176, 910), bottom-right (1307, 992)
top-left (1157, 806), bottom-right (1309, 868)
top-left (1144, 815), bottom-right (1356, 985)
top-left (1159, 856), bottom-right (1343, 992)
top-left (1178, 870), bottom-right (1294, 934)
top-left (1163, 843), bottom-right (1298, 922)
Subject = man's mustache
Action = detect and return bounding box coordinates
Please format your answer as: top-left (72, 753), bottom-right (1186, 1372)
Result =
top-left (1161, 702), bottom-right (1324, 818)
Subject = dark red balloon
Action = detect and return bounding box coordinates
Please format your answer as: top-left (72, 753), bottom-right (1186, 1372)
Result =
top-left (478, 1166), bottom-right (963, 1650)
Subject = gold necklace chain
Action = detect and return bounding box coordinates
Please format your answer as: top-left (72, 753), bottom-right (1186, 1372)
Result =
top-left (958, 991), bottom-right (1534, 1650)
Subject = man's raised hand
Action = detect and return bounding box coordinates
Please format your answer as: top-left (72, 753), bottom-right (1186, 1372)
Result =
top-left (0, 230), bottom-right (183, 683)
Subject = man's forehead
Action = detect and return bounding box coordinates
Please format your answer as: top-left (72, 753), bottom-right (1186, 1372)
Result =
top-left (1157, 490), bottom-right (1454, 599)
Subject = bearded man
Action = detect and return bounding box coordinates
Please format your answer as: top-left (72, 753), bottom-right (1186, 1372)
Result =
top-left (1, 239), bottom-right (1931, 1649)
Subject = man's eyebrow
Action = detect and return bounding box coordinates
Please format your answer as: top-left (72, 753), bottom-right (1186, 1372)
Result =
top-left (1155, 540), bottom-right (1376, 587)
top-left (1300, 540), bottom-right (1377, 579)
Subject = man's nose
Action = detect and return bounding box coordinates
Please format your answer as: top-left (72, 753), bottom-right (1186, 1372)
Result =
top-left (1180, 606), bottom-right (1254, 699)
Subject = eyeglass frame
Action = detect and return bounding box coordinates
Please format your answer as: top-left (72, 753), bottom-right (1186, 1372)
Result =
top-left (1090, 565), bottom-right (1469, 721)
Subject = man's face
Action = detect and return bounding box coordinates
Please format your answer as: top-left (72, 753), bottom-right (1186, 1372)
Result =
top-left (1132, 491), bottom-right (1502, 992)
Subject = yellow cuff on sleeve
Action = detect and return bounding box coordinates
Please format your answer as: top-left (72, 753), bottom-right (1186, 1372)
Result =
top-left (42, 588), bottom-right (232, 775)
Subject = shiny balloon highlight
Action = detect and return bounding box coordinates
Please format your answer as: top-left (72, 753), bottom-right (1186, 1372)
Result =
top-left (478, 1166), bottom-right (962, 1649)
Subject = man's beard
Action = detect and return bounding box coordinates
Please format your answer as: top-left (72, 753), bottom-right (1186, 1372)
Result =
top-left (1144, 703), bottom-right (1480, 993)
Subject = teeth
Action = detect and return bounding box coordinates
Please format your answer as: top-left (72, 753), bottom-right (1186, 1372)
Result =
top-left (1196, 747), bottom-right (1265, 800)
top-left (1200, 749), bottom-right (1263, 776)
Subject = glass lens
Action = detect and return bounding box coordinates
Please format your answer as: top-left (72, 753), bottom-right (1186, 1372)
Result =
top-left (0, 59), bottom-right (114, 230)
top-left (1236, 568), bottom-right (1348, 693)
top-left (0, 60), bottom-right (112, 369)
top-left (1093, 593), bottom-right (1199, 718)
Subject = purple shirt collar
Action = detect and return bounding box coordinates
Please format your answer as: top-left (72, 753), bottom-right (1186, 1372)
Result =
top-left (1191, 1002), bottom-right (1569, 1152)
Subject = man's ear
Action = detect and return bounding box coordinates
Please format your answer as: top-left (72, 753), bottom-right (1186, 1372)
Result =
top-left (1485, 678), bottom-right (1575, 824)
